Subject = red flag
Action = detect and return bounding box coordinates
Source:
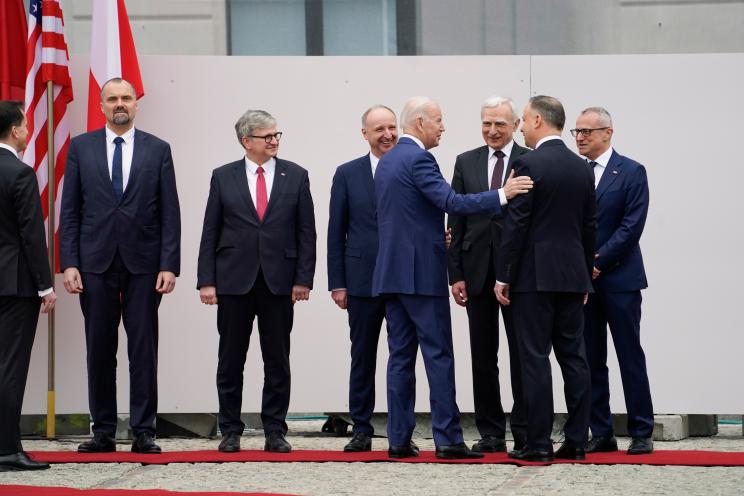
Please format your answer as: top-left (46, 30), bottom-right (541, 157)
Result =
top-left (87, 0), bottom-right (145, 131)
top-left (22, 0), bottom-right (74, 271)
top-left (0, 0), bottom-right (28, 100)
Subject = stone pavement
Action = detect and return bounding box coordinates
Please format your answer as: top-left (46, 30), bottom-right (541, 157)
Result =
top-left (2, 421), bottom-right (743, 496)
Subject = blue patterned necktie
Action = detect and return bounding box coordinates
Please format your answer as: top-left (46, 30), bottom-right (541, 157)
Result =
top-left (112, 136), bottom-right (124, 201)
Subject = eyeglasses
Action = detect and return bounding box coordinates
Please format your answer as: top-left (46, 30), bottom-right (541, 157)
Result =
top-left (249, 132), bottom-right (283, 143)
top-left (570, 128), bottom-right (609, 137)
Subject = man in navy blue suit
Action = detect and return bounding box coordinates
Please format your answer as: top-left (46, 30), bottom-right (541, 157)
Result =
top-left (60, 78), bottom-right (181, 454)
top-left (572, 107), bottom-right (654, 455)
top-left (373, 96), bottom-right (532, 459)
top-left (327, 105), bottom-right (398, 452)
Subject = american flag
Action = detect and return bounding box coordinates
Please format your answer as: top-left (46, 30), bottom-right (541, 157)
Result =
top-left (22, 0), bottom-right (74, 271)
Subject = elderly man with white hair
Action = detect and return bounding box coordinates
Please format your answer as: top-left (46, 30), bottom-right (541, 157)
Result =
top-left (372, 96), bottom-right (532, 459)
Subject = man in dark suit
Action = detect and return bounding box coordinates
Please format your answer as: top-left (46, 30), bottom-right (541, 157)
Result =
top-left (0, 101), bottom-right (56, 472)
top-left (573, 107), bottom-right (654, 455)
top-left (197, 109), bottom-right (316, 454)
top-left (495, 95), bottom-right (596, 462)
top-left (447, 96), bottom-right (529, 453)
top-left (60, 79), bottom-right (181, 454)
top-left (327, 105), bottom-right (397, 452)
top-left (373, 96), bottom-right (532, 459)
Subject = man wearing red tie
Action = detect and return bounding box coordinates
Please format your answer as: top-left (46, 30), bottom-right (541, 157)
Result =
top-left (197, 110), bottom-right (316, 454)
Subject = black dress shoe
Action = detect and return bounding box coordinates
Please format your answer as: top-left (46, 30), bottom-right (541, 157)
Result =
top-left (265, 431), bottom-right (292, 453)
top-left (344, 432), bottom-right (372, 452)
top-left (627, 437), bottom-right (653, 455)
top-left (388, 442), bottom-right (419, 458)
top-left (435, 442), bottom-right (485, 459)
top-left (78, 433), bottom-right (116, 453)
top-left (131, 432), bottom-right (162, 454)
top-left (218, 432), bottom-right (241, 453)
top-left (508, 447), bottom-right (554, 462)
top-left (0, 452), bottom-right (50, 471)
top-left (555, 442), bottom-right (586, 460)
top-left (471, 435), bottom-right (507, 453)
top-left (586, 435), bottom-right (618, 453)
top-left (512, 436), bottom-right (526, 452)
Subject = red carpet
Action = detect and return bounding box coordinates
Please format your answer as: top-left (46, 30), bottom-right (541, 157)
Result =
top-left (24, 449), bottom-right (744, 466)
top-left (0, 487), bottom-right (296, 496)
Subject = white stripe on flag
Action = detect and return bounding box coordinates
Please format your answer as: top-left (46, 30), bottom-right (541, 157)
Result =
top-left (90, 0), bottom-right (122, 86)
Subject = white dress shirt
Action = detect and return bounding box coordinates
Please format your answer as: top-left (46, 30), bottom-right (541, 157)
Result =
top-left (105, 126), bottom-right (135, 191)
top-left (244, 156), bottom-right (276, 209)
top-left (535, 135), bottom-right (563, 149)
top-left (0, 143), bottom-right (53, 296)
top-left (369, 152), bottom-right (379, 177)
top-left (488, 140), bottom-right (515, 188)
top-left (585, 146), bottom-right (613, 188)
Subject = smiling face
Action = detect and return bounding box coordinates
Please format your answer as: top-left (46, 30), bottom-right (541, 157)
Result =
top-left (481, 104), bottom-right (518, 150)
top-left (100, 80), bottom-right (138, 131)
top-left (418, 103), bottom-right (445, 150)
top-left (241, 126), bottom-right (279, 165)
top-left (574, 111), bottom-right (613, 160)
top-left (362, 107), bottom-right (398, 158)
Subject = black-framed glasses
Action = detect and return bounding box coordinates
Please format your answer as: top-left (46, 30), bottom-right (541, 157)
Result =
top-left (570, 127), bottom-right (609, 137)
top-left (249, 132), bottom-right (283, 143)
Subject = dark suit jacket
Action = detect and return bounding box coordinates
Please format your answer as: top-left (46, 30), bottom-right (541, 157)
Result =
top-left (593, 149), bottom-right (649, 292)
top-left (496, 139), bottom-right (596, 293)
top-left (59, 128), bottom-right (181, 275)
top-left (197, 158), bottom-right (316, 296)
top-left (327, 154), bottom-right (378, 297)
top-left (372, 137), bottom-right (502, 297)
top-left (447, 142), bottom-right (530, 295)
top-left (0, 148), bottom-right (52, 296)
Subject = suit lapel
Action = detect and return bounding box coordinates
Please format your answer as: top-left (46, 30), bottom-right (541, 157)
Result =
top-left (476, 147), bottom-right (490, 192)
top-left (93, 130), bottom-right (116, 200)
top-left (125, 130), bottom-right (145, 198)
top-left (359, 155), bottom-right (375, 207)
top-left (263, 159), bottom-right (288, 221)
top-left (596, 150), bottom-right (622, 201)
top-left (233, 160), bottom-right (259, 221)
top-left (506, 143), bottom-right (527, 178)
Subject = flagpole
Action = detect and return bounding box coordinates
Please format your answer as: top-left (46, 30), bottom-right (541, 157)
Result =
top-left (45, 80), bottom-right (56, 440)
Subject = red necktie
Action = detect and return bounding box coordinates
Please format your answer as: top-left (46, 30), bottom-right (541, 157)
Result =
top-left (256, 166), bottom-right (268, 221)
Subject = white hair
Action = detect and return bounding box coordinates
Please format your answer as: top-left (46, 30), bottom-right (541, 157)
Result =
top-left (481, 96), bottom-right (519, 122)
top-left (400, 96), bottom-right (437, 130)
top-left (580, 106), bottom-right (613, 127)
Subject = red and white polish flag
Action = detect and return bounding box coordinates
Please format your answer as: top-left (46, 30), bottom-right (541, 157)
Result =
top-left (87, 0), bottom-right (144, 131)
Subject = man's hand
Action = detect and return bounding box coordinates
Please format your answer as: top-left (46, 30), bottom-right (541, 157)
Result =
top-left (156, 271), bottom-right (177, 294)
top-left (331, 289), bottom-right (347, 309)
top-left (592, 253), bottom-right (601, 280)
top-left (502, 170), bottom-right (534, 200)
top-left (292, 285), bottom-right (311, 303)
top-left (200, 285), bottom-right (218, 305)
top-left (63, 267), bottom-right (83, 294)
top-left (451, 281), bottom-right (468, 307)
top-left (445, 228), bottom-right (452, 250)
top-left (495, 282), bottom-right (511, 306)
top-left (41, 291), bottom-right (57, 313)
top-left (583, 293), bottom-right (589, 305)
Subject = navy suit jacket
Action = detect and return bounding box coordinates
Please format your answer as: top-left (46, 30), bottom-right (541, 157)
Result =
top-left (60, 128), bottom-right (181, 275)
top-left (372, 137), bottom-right (502, 297)
top-left (327, 154), bottom-right (378, 297)
top-left (496, 139), bottom-right (596, 293)
top-left (197, 158), bottom-right (316, 296)
top-left (593, 149), bottom-right (649, 292)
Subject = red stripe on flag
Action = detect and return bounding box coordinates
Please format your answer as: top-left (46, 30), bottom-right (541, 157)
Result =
top-left (117, 0), bottom-right (145, 99)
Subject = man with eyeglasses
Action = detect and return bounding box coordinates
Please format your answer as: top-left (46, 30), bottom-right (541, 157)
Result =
top-left (572, 107), bottom-right (654, 455)
top-left (447, 96), bottom-right (530, 454)
top-left (197, 110), bottom-right (316, 454)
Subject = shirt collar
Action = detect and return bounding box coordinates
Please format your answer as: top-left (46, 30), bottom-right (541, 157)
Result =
top-left (245, 156), bottom-right (276, 173)
top-left (535, 135), bottom-right (562, 149)
top-left (369, 151), bottom-right (380, 171)
top-left (0, 142), bottom-right (19, 155)
top-left (105, 126), bottom-right (135, 144)
top-left (585, 147), bottom-right (613, 168)
top-left (490, 139), bottom-right (514, 159)
top-left (401, 133), bottom-right (425, 149)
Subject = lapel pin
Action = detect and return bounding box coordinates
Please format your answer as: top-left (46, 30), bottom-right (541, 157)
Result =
top-left (612, 170), bottom-right (619, 175)
top-left (280, 172), bottom-right (286, 176)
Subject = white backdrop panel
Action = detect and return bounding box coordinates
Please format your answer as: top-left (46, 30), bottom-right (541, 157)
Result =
top-left (21, 53), bottom-right (742, 415)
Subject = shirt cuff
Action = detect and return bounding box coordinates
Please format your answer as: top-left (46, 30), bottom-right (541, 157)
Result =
top-left (495, 280), bottom-right (508, 286)
top-left (38, 287), bottom-right (53, 297)
top-left (498, 188), bottom-right (507, 206)
top-left (331, 288), bottom-right (347, 292)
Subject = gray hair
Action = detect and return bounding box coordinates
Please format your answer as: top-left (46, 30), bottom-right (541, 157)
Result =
top-left (400, 96), bottom-right (436, 130)
top-left (235, 110), bottom-right (277, 144)
top-left (580, 106), bottom-right (613, 127)
top-left (481, 96), bottom-right (519, 122)
top-left (361, 105), bottom-right (396, 127)
top-left (100, 77), bottom-right (136, 102)
top-left (528, 95), bottom-right (565, 131)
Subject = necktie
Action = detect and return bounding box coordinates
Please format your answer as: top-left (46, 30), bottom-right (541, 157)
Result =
top-left (490, 150), bottom-right (506, 190)
top-left (589, 160), bottom-right (599, 187)
top-left (256, 166), bottom-right (268, 221)
top-left (112, 136), bottom-right (124, 201)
